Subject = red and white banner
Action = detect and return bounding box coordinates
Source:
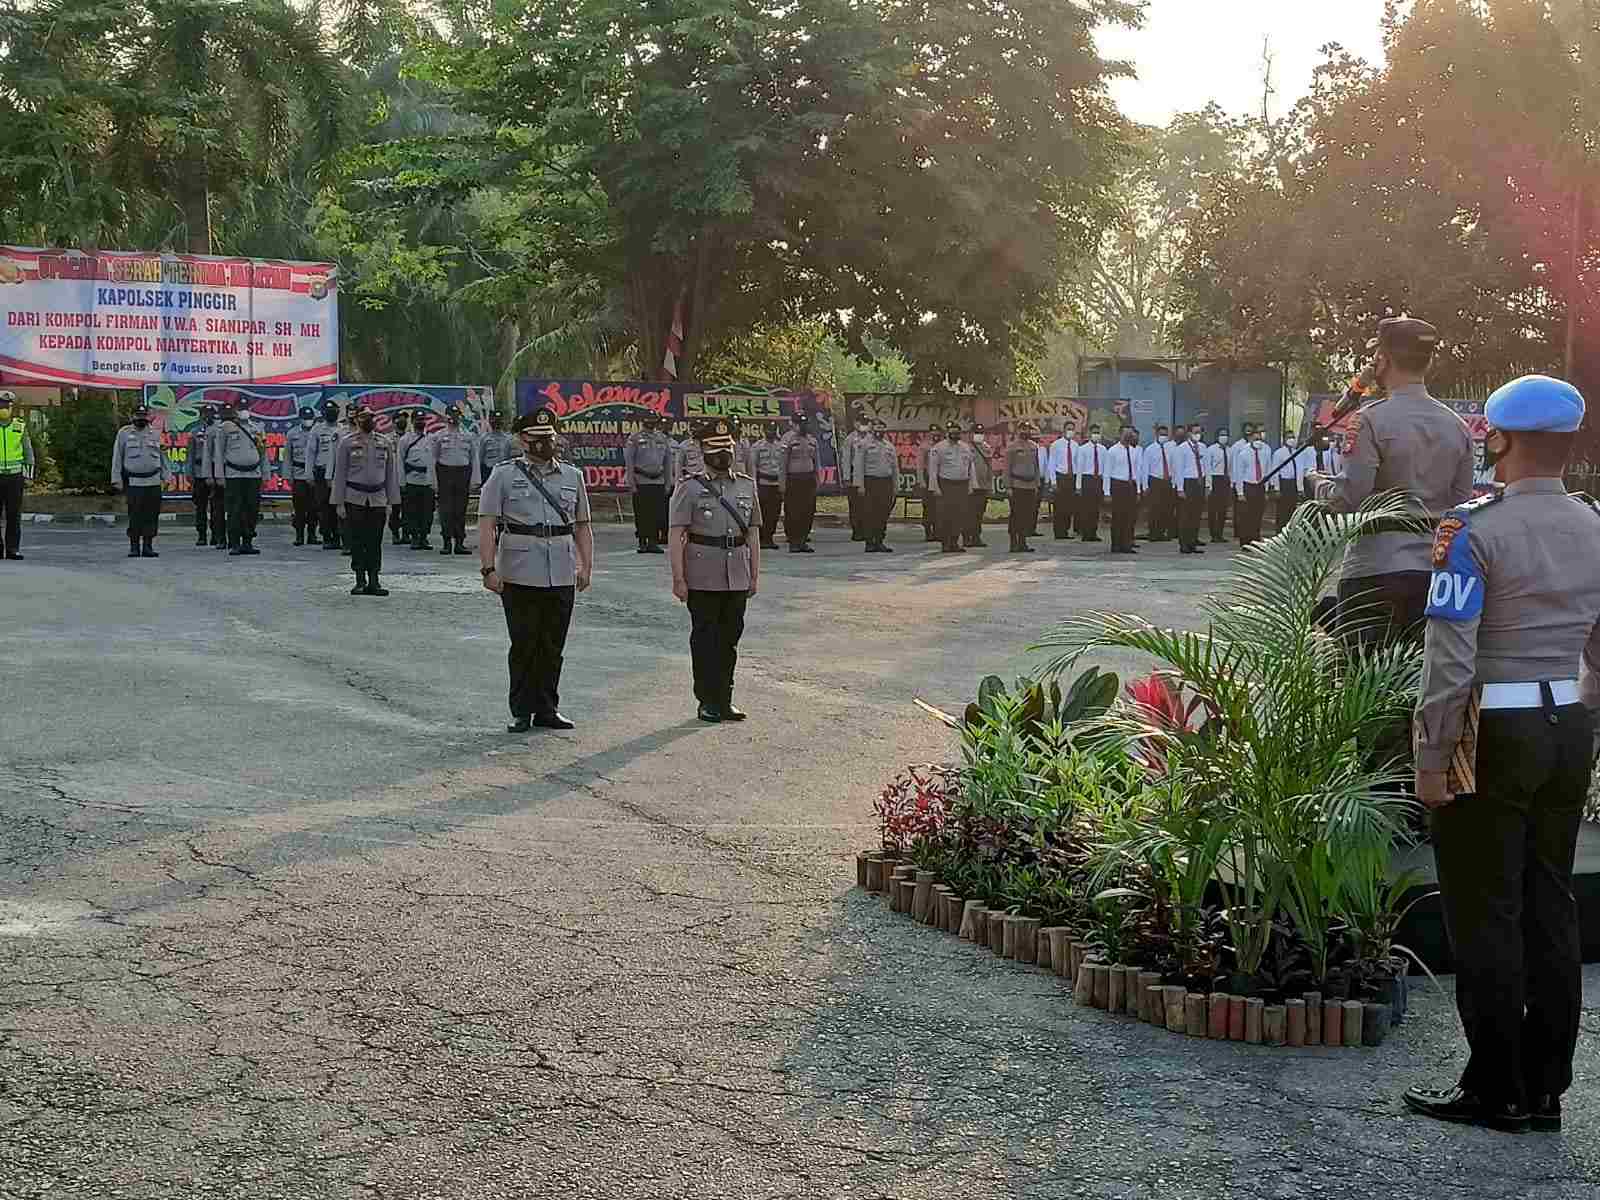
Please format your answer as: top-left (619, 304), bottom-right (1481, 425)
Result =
top-left (0, 247), bottom-right (338, 389)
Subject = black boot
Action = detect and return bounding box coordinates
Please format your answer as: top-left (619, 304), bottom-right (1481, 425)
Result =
top-left (128, 539), bottom-right (141, 557)
top-left (241, 540), bottom-right (261, 556)
top-left (351, 570), bottom-right (367, 596)
top-left (365, 574), bottom-right (389, 597)
top-left (142, 538), bottom-right (158, 558)
top-left (638, 538), bottom-right (650, 554)
top-left (195, 532), bottom-right (207, 547)
top-left (453, 540), bottom-right (470, 555)
top-left (293, 531), bottom-right (305, 546)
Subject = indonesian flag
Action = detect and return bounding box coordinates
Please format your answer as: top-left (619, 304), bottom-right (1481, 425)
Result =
top-left (662, 289), bottom-right (685, 381)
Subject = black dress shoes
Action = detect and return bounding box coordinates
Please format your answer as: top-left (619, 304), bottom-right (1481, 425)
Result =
top-left (533, 712), bottom-right (576, 730)
top-left (697, 704), bottom-right (723, 723)
top-left (1530, 1095), bottom-right (1561, 1132)
top-left (722, 704), bottom-right (747, 721)
top-left (1403, 1085), bottom-right (1529, 1133)
top-left (506, 716), bottom-right (532, 733)
top-left (364, 580), bottom-right (390, 597)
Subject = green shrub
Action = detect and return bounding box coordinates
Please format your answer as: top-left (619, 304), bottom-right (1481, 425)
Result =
top-left (47, 392), bottom-right (122, 491)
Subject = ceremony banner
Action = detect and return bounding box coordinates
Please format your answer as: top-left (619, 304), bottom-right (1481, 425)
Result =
top-left (1312, 393), bottom-right (1493, 490)
top-left (1, 248), bottom-right (338, 389)
top-left (515, 379), bottom-right (838, 493)
top-left (142, 383), bottom-right (492, 498)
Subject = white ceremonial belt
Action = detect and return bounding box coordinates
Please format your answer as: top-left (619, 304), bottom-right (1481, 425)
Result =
top-left (1479, 680), bottom-right (1580, 710)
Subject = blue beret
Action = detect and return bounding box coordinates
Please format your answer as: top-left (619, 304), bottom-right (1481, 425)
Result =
top-left (1485, 374), bottom-right (1585, 433)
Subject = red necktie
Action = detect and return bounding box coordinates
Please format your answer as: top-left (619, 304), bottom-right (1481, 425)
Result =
top-left (1253, 447), bottom-right (1261, 482)
top-left (1191, 444), bottom-right (1202, 474)
top-left (1160, 446), bottom-right (1169, 479)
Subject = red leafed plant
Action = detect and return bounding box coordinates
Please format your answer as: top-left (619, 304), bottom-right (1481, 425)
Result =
top-left (1123, 671), bottom-right (1214, 775)
top-left (874, 764), bottom-right (960, 852)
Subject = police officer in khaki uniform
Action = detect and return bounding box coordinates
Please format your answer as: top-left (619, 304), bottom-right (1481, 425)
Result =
top-left (1404, 375), bottom-right (1600, 1136)
top-left (1006, 421), bottom-right (1041, 553)
top-left (432, 404), bottom-right (478, 555)
top-left (966, 424), bottom-right (993, 548)
top-left (331, 405), bottom-right (401, 596)
top-left (732, 417), bottom-right (758, 479)
top-left (285, 405), bottom-right (320, 546)
top-left (213, 400), bottom-right (267, 555)
top-left (1307, 317), bottom-right (1475, 645)
top-left (928, 420), bottom-right (977, 553)
top-left (387, 411), bottom-right (410, 545)
top-left (398, 413), bottom-right (438, 549)
top-left (478, 409), bottom-right (593, 733)
top-left (188, 404), bottom-right (223, 547)
top-left (311, 400), bottom-right (345, 550)
top-left (110, 403), bottom-right (172, 557)
top-left (670, 420), bottom-right (760, 723)
top-left (477, 411), bottom-right (518, 483)
top-left (918, 422), bottom-right (942, 542)
top-left (624, 410), bottom-right (673, 553)
top-left (841, 414), bottom-right (865, 541)
top-left (671, 421), bottom-right (705, 485)
top-left (778, 412), bottom-right (818, 552)
top-left (753, 423), bottom-right (786, 550)
top-left (853, 418), bottom-right (898, 553)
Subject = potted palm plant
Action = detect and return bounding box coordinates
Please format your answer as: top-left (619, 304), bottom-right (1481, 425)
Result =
top-left (1033, 492), bottom-right (1426, 1004)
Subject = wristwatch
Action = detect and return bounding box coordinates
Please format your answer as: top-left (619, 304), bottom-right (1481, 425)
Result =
top-left (480, 565), bottom-right (496, 577)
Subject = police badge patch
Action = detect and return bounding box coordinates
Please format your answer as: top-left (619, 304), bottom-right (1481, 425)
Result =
top-left (1424, 508), bottom-right (1484, 622)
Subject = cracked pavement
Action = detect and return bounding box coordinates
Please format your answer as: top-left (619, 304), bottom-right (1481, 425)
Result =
top-left (3, 521), bottom-right (1598, 1199)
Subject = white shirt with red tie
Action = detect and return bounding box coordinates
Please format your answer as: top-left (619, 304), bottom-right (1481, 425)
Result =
top-left (1172, 436), bottom-right (1208, 492)
top-left (1102, 441), bottom-right (1147, 495)
top-left (1140, 438), bottom-right (1175, 486)
top-left (1231, 439), bottom-right (1270, 498)
top-left (1072, 437), bottom-right (1103, 485)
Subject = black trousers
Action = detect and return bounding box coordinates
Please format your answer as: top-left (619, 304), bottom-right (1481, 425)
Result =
top-left (633, 484), bottom-right (668, 544)
top-left (0, 472), bottom-right (19, 554)
top-left (192, 477), bottom-right (215, 542)
top-left (784, 473), bottom-right (816, 545)
top-left (1237, 483), bottom-right (1266, 545)
top-left (125, 486), bottom-right (162, 540)
top-left (1432, 704), bottom-right (1591, 1107)
top-left (1146, 478), bottom-right (1176, 538)
top-left (922, 488), bottom-right (938, 539)
top-left (292, 480), bottom-right (317, 536)
top-left (686, 588), bottom-right (749, 707)
top-left (1078, 479), bottom-right (1101, 539)
top-left (345, 503), bottom-right (387, 575)
top-left (224, 478), bottom-right (260, 547)
top-left (1179, 479), bottom-right (1205, 550)
top-left (863, 476), bottom-right (894, 543)
top-left (389, 496), bottom-right (404, 540)
top-left (1334, 571), bottom-right (1431, 651)
top-left (757, 483), bottom-right (783, 543)
top-left (1009, 487), bottom-right (1039, 544)
top-left (935, 484), bottom-right (966, 547)
top-left (967, 490), bottom-right (989, 541)
top-left (846, 484), bottom-right (863, 537)
top-left (403, 484), bottom-right (436, 542)
top-left (1207, 477), bottom-right (1230, 540)
top-left (1276, 479), bottom-right (1301, 531)
top-left (1054, 476), bottom-right (1077, 538)
top-left (500, 582), bottom-right (576, 720)
top-left (315, 471), bottom-right (339, 545)
top-left (436, 464), bottom-right (470, 543)
top-left (1108, 480), bottom-right (1137, 550)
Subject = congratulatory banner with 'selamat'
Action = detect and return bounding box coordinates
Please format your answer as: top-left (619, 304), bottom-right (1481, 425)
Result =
top-left (0, 247), bottom-right (338, 389)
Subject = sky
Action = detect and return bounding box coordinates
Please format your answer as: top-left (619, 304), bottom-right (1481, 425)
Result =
top-left (1095, 0), bottom-right (1392, 127)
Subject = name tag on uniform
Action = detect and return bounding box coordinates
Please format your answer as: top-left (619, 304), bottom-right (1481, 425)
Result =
top-left (1424, 514), bottom-right (1483, 621)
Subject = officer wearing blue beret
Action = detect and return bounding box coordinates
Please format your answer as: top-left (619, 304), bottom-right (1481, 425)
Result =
top-left (1406, 374), bottom-right (1600, 1134)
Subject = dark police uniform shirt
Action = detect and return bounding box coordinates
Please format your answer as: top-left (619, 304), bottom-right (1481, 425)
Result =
top-left (479, 457), bottom-right (590, 588)
top-left (331, 431), bottom-right (401, 509)
top-left (1414, 480), bottom-right (1600, 770)
top-left (670, 470), bottom-right (761, 591)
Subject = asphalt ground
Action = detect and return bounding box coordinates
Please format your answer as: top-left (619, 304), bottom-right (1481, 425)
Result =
top-left (2, 519), bottom-right (1597, 1199)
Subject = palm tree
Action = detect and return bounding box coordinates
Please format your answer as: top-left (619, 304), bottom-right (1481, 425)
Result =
top-left (1032, 493), bottom-right (1425, 986)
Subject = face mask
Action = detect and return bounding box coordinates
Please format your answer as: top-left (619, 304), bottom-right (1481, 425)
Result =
top-left (1156, 434), bottom-right (1168, 444)
top-left (1090, 434), bottom-right (1101, 444)
top-left (1253, 435), bottom-right (1264, 444)
top-left (1482, 429), bottom-right (1506, 471)
top-left (133, 418), bottom-right (149, 428)
top-left (357, 417), bottom-right (375, 432)
top-left (530, 438), bottom-right (555, 459)
top-left (1285, 439), bottom-right (1296, 449)
top-left (448, 416), bottom-right (459, 426)
top-left (947, 432), bottom-right (959, 442)
top-left (1189, 433), bottom-right (1200, 442)
top-left (707, 451), bottom-right (733, 470)
top-left (1218, 436), bottom-right (1229, 446)
top-left (0, 409), bottom-right (11, 423)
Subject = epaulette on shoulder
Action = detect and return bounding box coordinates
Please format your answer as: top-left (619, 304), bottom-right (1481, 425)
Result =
top-left (1569, 491), bottom-right (1600, 518)
top-left (1359, 394), bottom-right (1390, 411)
top-left (1450, 488), bottom-right (1504, 518)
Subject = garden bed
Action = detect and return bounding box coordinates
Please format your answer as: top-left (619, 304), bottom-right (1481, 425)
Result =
top-left (853, 850), bottom-right (1405, 1048)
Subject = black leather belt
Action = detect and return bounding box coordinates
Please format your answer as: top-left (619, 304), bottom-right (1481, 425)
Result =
top-left (637, 470), bottom-right (664, 480)
top-left (125, 466), bottom-right (161, 478)
top-left (689, 532), bottom-right (744, 549)
top-left (503, 521), bottom-right (572, 537)
top-left (1359, 516), bottom-right (1440, 537)
top-left (348, 480), bottom-right (384, 493)
top-left (758, 476), bottom-right (781, 485)
top-left (226, 461), bottom-right (259, 471)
